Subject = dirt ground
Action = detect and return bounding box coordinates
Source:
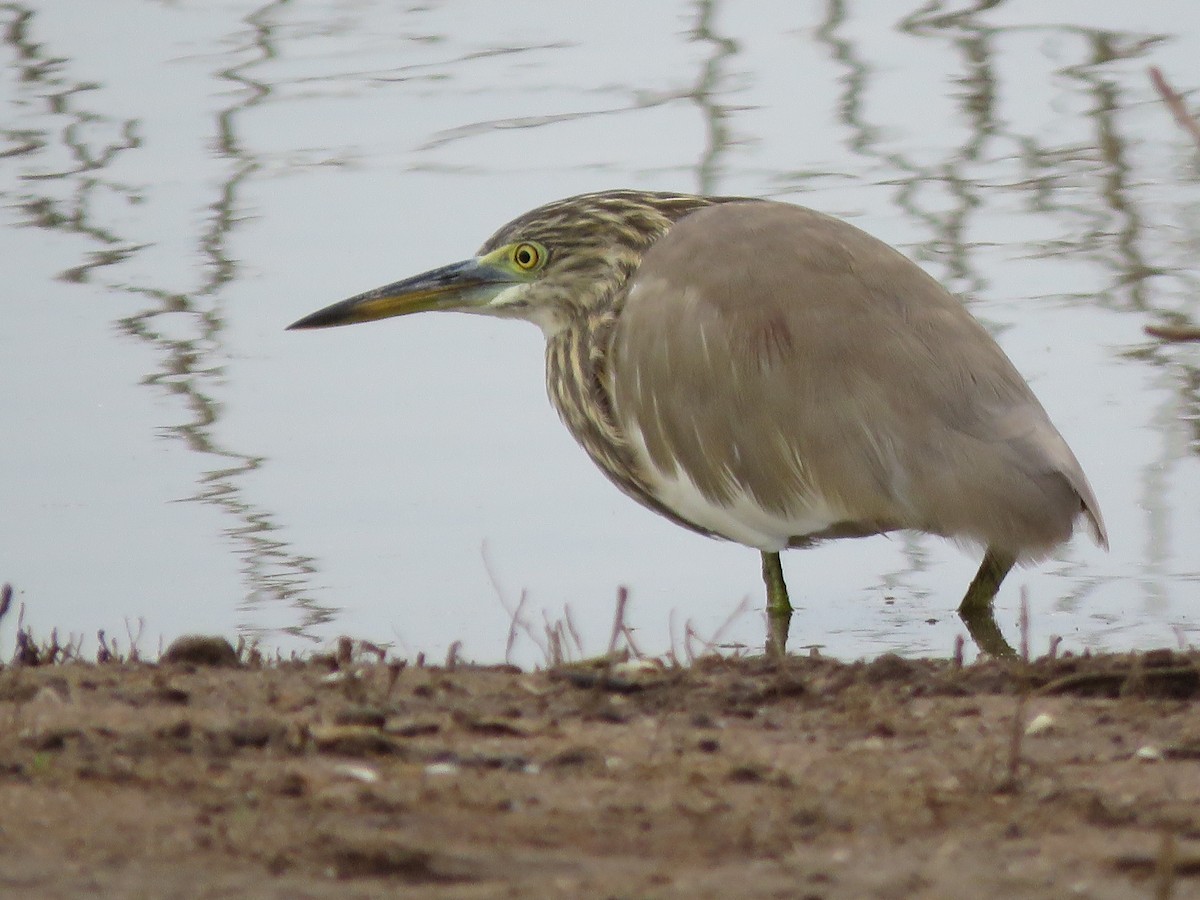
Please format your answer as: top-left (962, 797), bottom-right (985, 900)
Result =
top-left (1, 638), bottom-right (1199, 900)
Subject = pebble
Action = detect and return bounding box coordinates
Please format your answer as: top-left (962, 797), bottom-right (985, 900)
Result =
top-left (332, 763), bottom-right (380, 784)
top-left (160, 635), bottom-right (238, 667)
top-left (1134, 745), bottom-right (1163, 762)
top-left (1024, 713), bottom-right (1055, 736)
top-left (311, 725), bottom-right (401, 756)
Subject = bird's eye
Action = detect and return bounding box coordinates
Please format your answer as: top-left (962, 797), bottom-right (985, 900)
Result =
top-left (512, 242), bottom-right (543, 271)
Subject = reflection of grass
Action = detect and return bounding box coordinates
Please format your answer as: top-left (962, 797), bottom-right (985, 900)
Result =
top-left (1146, 67), bottom-right (1200, 354)
top-left (1149, 66), bottom-right (1200, 151)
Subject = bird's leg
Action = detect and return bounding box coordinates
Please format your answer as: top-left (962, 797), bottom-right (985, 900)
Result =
top-left (761, 551), bottom-right (792, 658)
top-left (958, 548), bottom-right (1017, 658)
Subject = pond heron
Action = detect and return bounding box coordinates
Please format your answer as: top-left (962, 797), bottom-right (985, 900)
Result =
top-left (289, 190), bottom-right (1108, 656)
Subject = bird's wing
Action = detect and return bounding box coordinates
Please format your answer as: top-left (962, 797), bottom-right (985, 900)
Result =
top-left (611, 200), bottom-right (1106, 555)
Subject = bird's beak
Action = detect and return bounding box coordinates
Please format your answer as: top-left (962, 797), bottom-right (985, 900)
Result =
top-left (287, 257), bottom-right (518, 330)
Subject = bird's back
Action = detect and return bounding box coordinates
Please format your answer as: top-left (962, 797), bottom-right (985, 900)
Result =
top-left (608, 200), bottom-right (1107, 558)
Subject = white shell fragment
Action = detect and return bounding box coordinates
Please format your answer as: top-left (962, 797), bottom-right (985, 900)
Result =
top-left (1024, 713), bottom-right (1055, 736)
top-left (1135, 745), bottom-right (1163, 762)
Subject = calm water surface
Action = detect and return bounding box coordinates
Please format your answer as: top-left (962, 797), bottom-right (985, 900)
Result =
top-left (2, 1), bottom-right (1198, 664)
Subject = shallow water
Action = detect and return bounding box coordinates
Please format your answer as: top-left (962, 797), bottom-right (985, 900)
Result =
top-left (2, 1), bottom-right (1199, 665)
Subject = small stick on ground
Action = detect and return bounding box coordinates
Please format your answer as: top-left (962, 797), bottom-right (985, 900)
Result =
top-left (679, 595), bottom-right (753, 664)
top-left (605, 587), bottom-right (631, 659)
top-left (483, 544), bottom-right (551, 664)
top-left (684, 621), bottom-right (702, 664)
top-left (709, 595), bottom-right (752, 655)
top-left (124, 617), bottom-right (145, 664)
top-left (385, 660), bottom-right (406, 696)
top-left (359, 640), bottom-right (388, 663)
top-left (335, 636), bottom-right (354, 668)
top-left (665, 609), bottom-right (681, 667)
top-left (96, 629), bottom-right (113, 664)
top-left (14, 628), bottom-right (39, 666)
top-left (563, 604), bottom-right (585, 659)
top-left (542, 612), bottom-right (567, 666)
top-left (503, 589), bottom-right (531, 665)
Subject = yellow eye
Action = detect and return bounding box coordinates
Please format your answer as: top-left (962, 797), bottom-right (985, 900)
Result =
top-left (512, 242), bottom-right (543, 271)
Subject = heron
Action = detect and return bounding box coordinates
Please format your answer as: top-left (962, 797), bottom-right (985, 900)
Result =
top-left (289, 190), bottom-right (1108, 657)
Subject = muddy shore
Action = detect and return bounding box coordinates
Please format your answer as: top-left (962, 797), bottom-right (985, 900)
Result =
top-left (1, 641), bottom-right (1198, 898)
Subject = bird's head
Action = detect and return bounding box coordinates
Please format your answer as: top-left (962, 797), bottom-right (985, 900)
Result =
top-left (287, 190), bottom-right (718, 338)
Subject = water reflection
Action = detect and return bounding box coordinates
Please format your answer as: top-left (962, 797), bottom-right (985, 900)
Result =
top-left (2, 0), bottom-right (333, 638)
top-left (1, 0), bottom-right (1197, 655)
top-left (811, 3), bottom-right (1200, 643)
top-left (123, 2), bottom-right (334, 637)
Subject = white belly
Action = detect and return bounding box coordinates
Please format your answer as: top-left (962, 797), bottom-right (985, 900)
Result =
top-left (624, 425), bottom-right (845, 552)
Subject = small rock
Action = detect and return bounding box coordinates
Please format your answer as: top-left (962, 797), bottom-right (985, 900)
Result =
top-left (560, 658), bottom-right (668, 692)
top-left (38, 677), bottom-right (72, 700)
top-left (32, 685), bottom-right (67, 706)
top-left (384, 717), bottom-right (442, 738)
top-left (20, 727), bottom-right (80, 751)
top-left (864, 653), bottom-right (913, 684)
top-left (424, 761), bottom-right (460, 776)
top-left (728, 764), bottom-right (767, 783)
top-left (0, 682), bottom-right (38, 703)
top-left (1163, 740), bottom-right (1200, 760)
top-left (464, 717), bottom-right (532, 737)
top-left (611, 658), bottom-right (664, 682)
top-left (461, 753), bottom-right (530, 772)
top-left (544, 746), bottom-right (602, 769)
top-left (227, 717), bottom-right (286, 748)
top-left (1135, 745), bottom-right (1163, 762)
top-left (332, 763), bottom-right (380, 784)
top-left (161, 635), bottom-right (239, 668)
top-left (1025, 713), bottom-right (1056, 736)
top-left (334, 707), bottom-right (388, 728)
top-left (155, 719), bottom-right (193, 741)
top-left (320, 669), bottom-right (367, 685)
top-left (270, 771), bottom-right (309, 797)
top-left (152, 686), bottom-right (191, 705)
top-left (311, 725), bottom-right (402, 756)
top-left (1142, 648), bottom-right (1177, 667)
top-left (324, 838), bottom-right (477, 882)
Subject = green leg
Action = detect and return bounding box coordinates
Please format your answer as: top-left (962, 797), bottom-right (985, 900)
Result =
top-left (958, 548), bottom-right (1018, 658)
top-left (762, 551), bottom-right (792, 658)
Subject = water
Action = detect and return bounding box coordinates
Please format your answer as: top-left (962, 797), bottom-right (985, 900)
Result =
top-left (2, 0), bottom-right (1198, 665)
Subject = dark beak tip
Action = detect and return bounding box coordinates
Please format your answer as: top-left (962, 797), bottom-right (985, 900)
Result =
top-left (286, 308), bottom-right (342, 331)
